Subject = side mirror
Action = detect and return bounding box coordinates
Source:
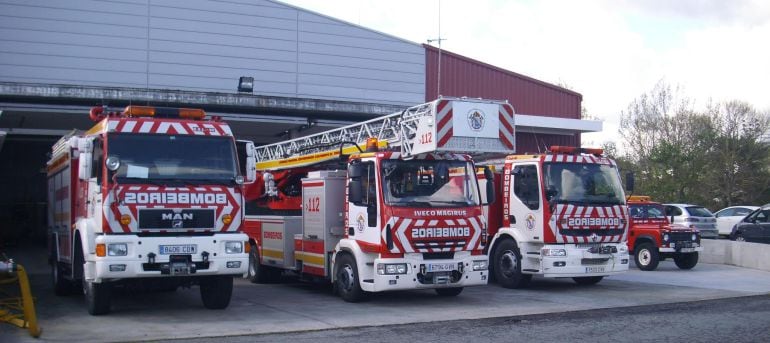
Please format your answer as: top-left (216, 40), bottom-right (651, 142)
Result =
top-left (485, 179), bottom-right (495, 205)
top-left (625, 172), bottom-right (635, 192)
top-left (77, 138), bottom-right (93, 181)
top-left (348, 163), bottom-right (363, 178)
top-left (545, 186), bottom-right (558, 202)
top-left (348, 179), bottom-right (363, 204)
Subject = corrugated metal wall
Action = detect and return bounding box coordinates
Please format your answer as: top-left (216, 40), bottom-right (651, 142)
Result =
top-left (0, 0), bottom-right (425, 105)
top-left (425, 45), bottom-right (581, 119)
top-left (425, 45), bottom-right (581, 148)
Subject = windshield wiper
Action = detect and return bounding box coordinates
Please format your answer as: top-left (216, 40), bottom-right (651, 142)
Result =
top-left (393, 201), bottom-right (433, 208)
top-left (116, 177), bottom-right (164, 186)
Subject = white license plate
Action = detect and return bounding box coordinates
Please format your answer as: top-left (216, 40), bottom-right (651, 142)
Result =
top-left (680, 248), bottom-right (696, 253)
top-left (427, 263), bottom-right (456, 272)
top-left (159, 244), bottom-right (197, 255)
top-left (585, 266), bottom-right (605, 273)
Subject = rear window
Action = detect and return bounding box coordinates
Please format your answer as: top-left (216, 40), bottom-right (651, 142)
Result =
top-left (686, 206), bottom-right (713, 217)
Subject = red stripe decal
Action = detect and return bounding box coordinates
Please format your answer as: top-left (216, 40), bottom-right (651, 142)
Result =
top-left (436, 109), bottom-right (453, 132)
top-left (437, 128), bottom-right (453, 147)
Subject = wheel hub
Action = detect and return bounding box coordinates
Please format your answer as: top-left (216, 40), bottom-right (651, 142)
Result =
top-left (500, 250), bottom-right (518, 277)
top-left (639, 249), bottom-right (651, 265)
top-left (338, 264), bottom-right (355, 291)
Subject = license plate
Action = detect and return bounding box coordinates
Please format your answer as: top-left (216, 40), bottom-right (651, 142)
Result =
top-left (585, 266), bottom-right (605, 273)
top-left (159, 244), bottom-right (197, 255)
top-left (427, 263), bottom-right (456, 272)
top-left (680, 248), bottom-right (696, 253)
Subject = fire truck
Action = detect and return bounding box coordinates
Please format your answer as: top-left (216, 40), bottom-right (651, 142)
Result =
top-left (626, 195), bottom-right (701, 271)
top-left (243, 98), bottom-right (515, 302)
top-left (46, 105), bottom-right (251, 315)
top-left (479, 146), bottom-right (631, 288)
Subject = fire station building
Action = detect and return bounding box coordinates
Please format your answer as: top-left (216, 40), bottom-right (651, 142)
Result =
top-left (0, 0), bottom-right (599, 242)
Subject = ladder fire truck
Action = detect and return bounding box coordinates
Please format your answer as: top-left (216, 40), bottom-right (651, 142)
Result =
top-left (243, 97), bottom-right (515, 302)
top-left (46, 105), bottom-right (250, 315)
top-left (480, 146), bottom-right (631, 288)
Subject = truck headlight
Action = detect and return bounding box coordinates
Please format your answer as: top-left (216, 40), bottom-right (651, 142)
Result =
top-left (663, 233), bottom-right (670, 242)
top-left (107, 243), bottom-right (128, 256)
top-left (225, 241), bottom-right (243, 254)
top-left (472, 260), bottom-right (488, 271)
top-left (543, 248), bottom-right (566, 257)
top-left (377, 263), bottom-right (407, 275)
top-left (618, 244), bottom-right (628, 253)
top-left (692, 234), bottom-right (697, 241)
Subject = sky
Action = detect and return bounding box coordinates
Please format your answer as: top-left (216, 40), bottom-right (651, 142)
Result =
top-left (280, 0), bottom-right (770, 149)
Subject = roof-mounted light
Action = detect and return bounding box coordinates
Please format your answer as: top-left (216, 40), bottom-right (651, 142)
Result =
top-left (549, 146), bottom-right (603, 156)
top-left (122, 106), bottom-right (206, 120)
top-left (365, 137), bottom-right (379, 152)
top-left (626, 195), bottom-right (651, 202)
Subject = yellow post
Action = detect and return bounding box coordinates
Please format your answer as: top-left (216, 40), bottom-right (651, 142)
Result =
top-left (0, 264), bottom-right (41, 338)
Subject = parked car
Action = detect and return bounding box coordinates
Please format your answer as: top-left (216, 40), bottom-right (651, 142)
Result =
top-left (663, 204), bottom-right (719, 239)
top-left (730, 205), bottom-right (770, 243)
top-left (714, 206), bottom-right (759, 237)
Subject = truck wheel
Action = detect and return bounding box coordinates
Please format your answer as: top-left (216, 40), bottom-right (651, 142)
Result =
top-left (200, 276), bottom-right (233, 309)
top-left (493, 239), bottom-right (532, 289)
top-left (52, 257), bottom-right (73, 296)
top-left (572, 276), bottom-right (604, 285)
top-left (83, 280), bottom-right (112, 315)
top-left (248, 247), bottom-right (267, 283)
top-left (634, 243), bottom-right (660, 271)
top-left (674, 252), bottom-right (699, 270)
top-left (435, 287), bottom-right (464, 296)
top-left (334, 254), bottom-right (365, 302)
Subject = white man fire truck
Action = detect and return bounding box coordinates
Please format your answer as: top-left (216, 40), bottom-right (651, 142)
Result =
top-left (46, 105), bottom-right (251, 315)
top-left (242, 98), bottom-right (515, 302)
top-left (480, 146), bottom-right (631, 288)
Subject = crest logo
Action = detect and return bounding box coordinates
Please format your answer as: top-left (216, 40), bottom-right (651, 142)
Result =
top-left (356, 214), bottom-right (366, 233)
top-left (467, 109), bottom-right (485, 131)
top-left (525, 213), bottom-right (536, 231)
top-left (590, 233), bottom-right (599, 242)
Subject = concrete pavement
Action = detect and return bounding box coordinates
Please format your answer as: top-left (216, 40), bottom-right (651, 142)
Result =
top-left (2, 246), bottom-right (770, 342)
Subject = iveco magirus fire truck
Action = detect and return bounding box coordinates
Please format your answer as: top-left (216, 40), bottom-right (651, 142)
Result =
top-left (46, 105), bottom-right (250, 315)
top-left (243, 98), bottom-right (516, 302)
top-left (480, 146), bottom-right (631, 288)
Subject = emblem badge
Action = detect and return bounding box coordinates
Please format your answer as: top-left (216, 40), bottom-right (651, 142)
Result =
top-left (467, 109), bottom-right (485, 131)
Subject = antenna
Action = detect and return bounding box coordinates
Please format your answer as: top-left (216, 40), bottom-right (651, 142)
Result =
top-left (427, 0), bottom-right (446, 97)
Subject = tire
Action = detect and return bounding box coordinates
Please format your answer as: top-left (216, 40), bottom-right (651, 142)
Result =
top-left (247, 246), bottom-right (281, 283)
top-left (674, 252), bottom-right (699, 270)
top-left (334, 253), bottom-right (365, 302)
top-left (572, 276), bottom-right (604, 285)
top-left (76, 242), bottom-right (111, 315)
top-left (199, 276), bottom-right (233, 310)
top-left (52, 257), bottom-right (73, 296)
top-left (734, 234), bottom-right (746, 242)
top-left (492, 239), bottom-right (532, 289)
top-left (634, 243), bottom-right (660, 271)
top-left (435, 287), bottom-right (464, 297)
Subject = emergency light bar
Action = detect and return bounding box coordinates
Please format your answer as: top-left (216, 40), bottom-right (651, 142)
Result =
top-left (549, 146), bottom-right (603, 156)
top-left (88, 106), bottom-right (206, 122)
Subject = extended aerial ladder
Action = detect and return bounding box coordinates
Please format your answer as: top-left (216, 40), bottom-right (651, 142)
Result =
top-left (253, 97), bottom-right (516, 171)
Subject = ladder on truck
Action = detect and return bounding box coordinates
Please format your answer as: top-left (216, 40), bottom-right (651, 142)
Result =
top-left (255, 97), bottom-right (517, 170)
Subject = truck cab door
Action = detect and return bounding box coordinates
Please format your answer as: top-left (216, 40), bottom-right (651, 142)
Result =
top-left (347, 161), bottom-right (380, 248)
top-left (509, 164), bottom-right (542, 241)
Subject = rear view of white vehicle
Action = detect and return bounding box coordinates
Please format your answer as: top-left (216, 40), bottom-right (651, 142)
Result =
top-left (664, 204), bottom-right (718, 239)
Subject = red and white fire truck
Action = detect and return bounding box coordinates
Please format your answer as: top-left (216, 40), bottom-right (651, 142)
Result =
top-left (46, 105), bottom-right (250, 315)
top-left (243, 98), bottom-right (516, 301)
top-left (480, 146), bottom-right (631, 288)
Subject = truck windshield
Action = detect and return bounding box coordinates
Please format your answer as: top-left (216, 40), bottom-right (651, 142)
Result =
top-left (543, 162), bottom-right (625, 205)
top-left (381, 159), bottom-right (480, 207)
top-left (107, 133), bottom-right (238, 184)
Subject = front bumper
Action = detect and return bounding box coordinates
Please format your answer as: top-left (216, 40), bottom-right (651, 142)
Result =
top-left (90, 234), bottom-right (249, 282)
top-left (359, 253), bottom-right (489, 293)
top-left (659, 242), bottom-right (703, 253)
top-left (541, 243), bottom-right (629, 278)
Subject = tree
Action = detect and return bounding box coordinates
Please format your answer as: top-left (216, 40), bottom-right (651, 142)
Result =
top-left (619, 81), bottom-right (770, 209)
top-left (704, 100), bottom-right (770, 208)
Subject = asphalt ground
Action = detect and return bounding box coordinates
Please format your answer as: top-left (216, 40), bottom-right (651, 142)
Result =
top-left (2, 245), bottom-right (770, 343)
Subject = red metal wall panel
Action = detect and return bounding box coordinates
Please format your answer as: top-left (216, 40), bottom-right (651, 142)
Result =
top-left (425, 45), bottom-right (582, 120)
top-left (515, 132), bottom-right (580, 154)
